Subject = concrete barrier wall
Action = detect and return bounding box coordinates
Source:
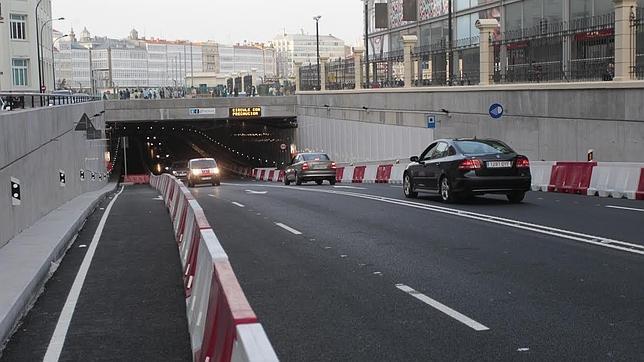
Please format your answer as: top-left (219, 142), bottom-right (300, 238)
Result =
top-left (297, 82), bottom-right (644, 163)
top-left (105, 96), bottom-right (297, 122)
top-left (0, 102), bottom-right (108, 248)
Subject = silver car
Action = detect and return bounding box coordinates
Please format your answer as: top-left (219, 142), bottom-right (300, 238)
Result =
top-left (284, 153), bottom-right (337, 186)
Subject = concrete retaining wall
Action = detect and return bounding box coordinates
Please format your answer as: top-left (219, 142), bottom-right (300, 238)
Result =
top-left (0, 102), bottom-right (108, 248)
top-left (297, 82), bottom-right (644, 163)
top-left (105, 96), bottom-right (297, 122)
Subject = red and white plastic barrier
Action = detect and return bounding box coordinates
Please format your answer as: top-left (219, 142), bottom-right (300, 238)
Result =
top-left (149, 173), bottom-right (278, 362)
top-left (249, 160), bottom-right (644, 200)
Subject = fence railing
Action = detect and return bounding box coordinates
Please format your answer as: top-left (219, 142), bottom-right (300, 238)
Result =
top-left (299, 64), bottom-right (320, 91)
top-left (0, 92), bottom-right (100, 111)
top-left (493, 13), bottom-right (616, 84)
top-left (326, 57), bottom-right (356, 90)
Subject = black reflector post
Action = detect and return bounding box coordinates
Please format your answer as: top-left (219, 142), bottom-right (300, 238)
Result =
top-left (11, 177), bottom-right (21, 206)
top-left (80, 169), bottom-right (85, 181)
top-left (59, 170), bottom-right (66, 187)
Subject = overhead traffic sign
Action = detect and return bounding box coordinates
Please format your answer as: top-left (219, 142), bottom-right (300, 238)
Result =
top-left (189, 108), bottom-right (216, 115)
top-left (489, 103), bottom-right (504, 119)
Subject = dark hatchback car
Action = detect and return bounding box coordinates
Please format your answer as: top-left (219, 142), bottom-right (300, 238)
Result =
top-left (404, 139), bottom-right (531, 203)
top-left (169, 161), bottom-right (189, 180)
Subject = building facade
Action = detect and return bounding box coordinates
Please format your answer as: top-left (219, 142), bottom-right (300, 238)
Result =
top-left (0, 0), bottom-right (54, 92)
top-left (362, 0), bottom-right (644, 84)
top-left (272, 33), bottom-right (349, 78)
top-left (218, 43), bottom-right (277, 80)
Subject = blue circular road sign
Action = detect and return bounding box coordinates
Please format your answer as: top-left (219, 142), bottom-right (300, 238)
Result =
top-left (489, 103), bottom-right (504, 119)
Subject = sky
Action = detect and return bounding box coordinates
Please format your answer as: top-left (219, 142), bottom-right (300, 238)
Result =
top-left (52, 0), bottom-right (364, 45)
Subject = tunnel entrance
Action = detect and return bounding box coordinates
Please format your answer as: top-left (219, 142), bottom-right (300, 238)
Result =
top-left (108, 118), bottom-right (296, 178)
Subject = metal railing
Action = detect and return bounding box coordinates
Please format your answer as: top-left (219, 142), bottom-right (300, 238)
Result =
top-left (325, 57), bottom-right (356, 90)
top-left (413, 36), bottom-right (480, 86)
top-left (493, 14), bottom-right (616, 84)
top-left (0, 92), bottom-right (100, 111)
top-left (299, 64), bottom-right (320, 91)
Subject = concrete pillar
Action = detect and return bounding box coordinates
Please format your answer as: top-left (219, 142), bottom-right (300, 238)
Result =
top-left (475, 19), bottom-right (499, 86)
top-left (353, 47), bottom-right (364, 89)
top-left (402, 35), bottom-right (418, 88)
top-left (613, 0), bottom-right (637, 81)
top-left (319, 56), bottom-right (329, 91)
top-left (240, 70), bottom-right (247, 94)
top-left (251, 68), bottom-right (258, 90)
top-left (294, 62), bottom-right (302, 92)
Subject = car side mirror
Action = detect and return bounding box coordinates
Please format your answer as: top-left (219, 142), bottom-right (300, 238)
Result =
top-left (410, 156), bottom-right (419, 162)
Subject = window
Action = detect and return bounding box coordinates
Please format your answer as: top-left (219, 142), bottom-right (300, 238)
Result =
top-left (431, 142), bottom-right (450, 159)
top-left (10, 14), bottom-right (27, 40)
top-left (454, 140), bottom-right (515, 155)
top-left (420, 143), bottom-right (437, 161)
top-left (12, 59), bottom-right (29, 86)
top-left (302, 153), bottom-right (330, 161)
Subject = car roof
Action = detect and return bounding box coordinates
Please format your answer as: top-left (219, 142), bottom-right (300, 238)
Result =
top-left (189, 158), bottom-right (215, 161)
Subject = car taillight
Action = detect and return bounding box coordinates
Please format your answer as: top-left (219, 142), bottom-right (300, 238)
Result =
top-left (302, 163), bottom-right (309, 171)
top-left (516, 156), bottom-right (530, 168)
top-left (330, 162), bottom-right (336, 169)
top-left (458, 159), bottom-right (482, 170)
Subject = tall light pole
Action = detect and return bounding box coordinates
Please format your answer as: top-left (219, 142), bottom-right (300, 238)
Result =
top-left (364, 0), bottom-right (370, 88)
top-left (35, 0), bottom-right (44, 92)
top-left (313, 15), bottom-right (321, 90)
top-left (39, 16), bottom-right (65, 92)
top-left (51, 34), bottom-right (68, 90)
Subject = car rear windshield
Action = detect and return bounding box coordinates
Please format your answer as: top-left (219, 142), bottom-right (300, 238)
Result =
top-left (190, 160), bottom-right (217, 169)
top-left (302, 154), bottom-right (330, 161)
top-left (454, 140), bottom-right (514, 155)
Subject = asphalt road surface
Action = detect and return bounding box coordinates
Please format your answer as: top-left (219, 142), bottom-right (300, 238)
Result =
top-left (190, 179), bottom-right (644, 361)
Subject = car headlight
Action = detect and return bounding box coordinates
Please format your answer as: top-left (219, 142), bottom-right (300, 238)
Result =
top-left (172, 171), bottom-right (177, 175)
top-left (213, 167), bottom-right (220, 174)
top-left (191, 169), bottom-right (202, 175)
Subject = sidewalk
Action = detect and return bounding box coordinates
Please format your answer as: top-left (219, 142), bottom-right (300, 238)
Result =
top-left (1, 185), bottom-right (191, 360)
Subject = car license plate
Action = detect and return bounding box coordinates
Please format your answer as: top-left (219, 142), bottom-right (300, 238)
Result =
top-left (202, 176), bottom-right (211, 180)
top-left (312, 164), bottom-right (326, 169)
top-left (486, 161), bottom-right (512, 168)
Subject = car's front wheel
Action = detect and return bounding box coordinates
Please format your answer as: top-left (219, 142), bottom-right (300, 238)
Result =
top-left (284, 175), bottom-right (291, 186)
top-left (440, 176), bottom-right (456, 203)
top-left (507, 191), bottom-right (526, 204)
top-left (295, 173), bottom-right (302, 185)
top-left (403, 174), bottom-right (418, 198)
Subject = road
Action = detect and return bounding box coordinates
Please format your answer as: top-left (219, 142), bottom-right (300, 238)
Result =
top-left (189, 179), bottom-right (644, 361)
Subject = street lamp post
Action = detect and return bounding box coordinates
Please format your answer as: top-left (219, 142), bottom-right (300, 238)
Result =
top-left (364, 0), bottom-right (370, 88)
top-left (38, 16), bottom-right (65, 92)
top-left (35, 0), bottom-right (44, 92)
top-left (51, 34), bottom-right (68, 90)
top-left (313, 15), bottom-right (321, 90)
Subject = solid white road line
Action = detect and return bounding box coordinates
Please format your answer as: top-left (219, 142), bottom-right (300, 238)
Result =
top-left (275, 222), bottom-right (303, 235)
top-left (396, 284), bottom-right (490, 331)
top-left (333, 185), bottom-right (366, 190)
top-left (222, 183), bottom-right (644, 256)
top-left (606, 205), bottom-right (644, 213)
top-left (43, 186), bottom-right (125, 362)
top-left (231, 202), bottom-right (245, 208)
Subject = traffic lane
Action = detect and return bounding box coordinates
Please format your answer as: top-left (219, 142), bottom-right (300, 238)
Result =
top-left (58, 186), bottom-right (191, 361)
top-left (197, 182), bottom-right (644, 360)
top-left (328, 182), bottom-right (644, 245)
top-left (195, 188), bottom-right (507, 361)
top-left (0, 194), bottom-right (115, 361)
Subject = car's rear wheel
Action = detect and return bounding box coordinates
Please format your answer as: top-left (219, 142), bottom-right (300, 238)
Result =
top-left (403, 174), bottom-right (418, 198)
top-left (295, 173), bottom-right (302, 185)
top-left (507, 191), bottom-right (526, 204)
top-left (440, 176), bottom-right (456, 203)
top-left (329, 179), bottom-right (336, 185)
top-left (315, 180), bottom-right (323, 185)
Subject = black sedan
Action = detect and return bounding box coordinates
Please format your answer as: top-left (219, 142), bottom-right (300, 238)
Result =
top-left (403, 139), bottom-right (531, 203)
